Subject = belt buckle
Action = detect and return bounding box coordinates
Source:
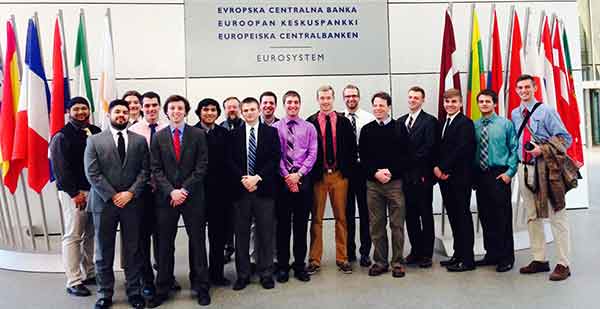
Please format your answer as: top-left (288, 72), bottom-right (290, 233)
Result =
top-left (326, 168), bottom-right (334, 174)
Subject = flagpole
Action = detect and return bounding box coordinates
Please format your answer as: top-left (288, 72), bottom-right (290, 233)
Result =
top-left (503, 6), bottom-right (515, 113)
top-left (486, 4), bottom-right (495, 77)
top-left (0, 39), bottom-right (10, 246)
top-left (440, 1), bottom-right (453, 237)
top-left (466, 3), bottom-right (475, 104)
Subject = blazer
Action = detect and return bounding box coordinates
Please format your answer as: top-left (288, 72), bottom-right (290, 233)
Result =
top-left (397, 111), bottom-right (440, 185)
top-left (193, 122), bottom-right (230, 196)
top-left (84, 130), bottom-right (150, 213)
top-left (436, 112), bottom-right (476, 186)
top-left (150, 124), bottom-right (208, 207)
top-left (306, 111), bottom-right (357, 181)
top-left (226, 123), bottom-right (281, 199)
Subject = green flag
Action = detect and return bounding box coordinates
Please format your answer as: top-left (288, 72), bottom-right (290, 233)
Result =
top-left (73, 13), bottom-right (94, 112)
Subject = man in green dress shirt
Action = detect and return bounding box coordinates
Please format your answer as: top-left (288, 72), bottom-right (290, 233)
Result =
top-left (473, 89), bottom-right (518, 273)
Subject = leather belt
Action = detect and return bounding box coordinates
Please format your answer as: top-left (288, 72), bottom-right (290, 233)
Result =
top-left (519, 160), bottom-right (534, 166)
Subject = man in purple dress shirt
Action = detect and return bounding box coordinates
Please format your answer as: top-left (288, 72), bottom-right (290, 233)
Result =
top-left (272, 90), bottom-right (318, 283)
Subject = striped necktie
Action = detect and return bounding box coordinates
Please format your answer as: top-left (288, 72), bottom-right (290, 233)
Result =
top-left (248, 127), bottom-right (257, 175)
top-left (479, 118), bottom-right (490, 170)
top-left (286, 120), bottom-right (296, 171)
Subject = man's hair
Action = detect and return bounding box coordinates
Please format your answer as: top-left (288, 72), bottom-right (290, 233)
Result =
top-left (343, 84), bottom-right (360, 97)
top-left (142, 91), bottom-right (161, 104)
top-left (195, 98), bottom-right (221, 117)
top-left (316, 85), bottom-right (335, 99)
top-left (283, 90), bottom-right (301, 104)
top-left (259, 91), bottom-right (278, 105)
top-left (241, 97), bottom-right (260, 108)
top-left (516, 74), bottom-right (535, 85)
top-left (68, 96), bottom-right (90, 110)
top-left (222, 96), bottom-right (240, 109)
top-left (371, 91), bottom-right (392, 106)
top-left (122, 90), bottom-right (142, 102)
top-left (408, 86), bottom-right (426, 99)
top-left (476, 89), bottom-right (498, 104)
top-left (109, 99), bottom-right (129, 112)
top-left (443, 88), bottom-right (462, 99)
top-left (163, 94), bottom-right (190, 115)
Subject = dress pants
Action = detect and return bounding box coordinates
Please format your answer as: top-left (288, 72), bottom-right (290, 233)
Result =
top-left (475, 167), bottom-right (515, 265)
top-left (59, 191), bottom-right (95, 288)
top-left (139, 186), bottom-right (159, 285)
top-left (346, 165), bottom-right (371, 259)
top-left (233, 192), bottom-right (275, 280)
top-left (276, 178), bottom-right (312, 272)
top-left (366, 179), bottom-right (406, 268)
top-left (155, 202), bottom-right (209, 296)
top-left (439, 179), bottom-right (475, 264)
top-left (519, 164), bottom-right (570, 266)
top-left (92, 202), bottom-right (143, 299)
top-left (310, 171), bottom-right (349, 266)
top-left (207, 193), bottom-right (227, 281)
top-left (404, 181), bottom-right (435, 259)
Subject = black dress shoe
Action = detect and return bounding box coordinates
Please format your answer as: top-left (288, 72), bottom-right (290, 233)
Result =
top-left (404, 254), bottom-right (422, 265)
top-left (196, 289), bottom-right (211, 306)
top-left (233, 278), bottom-right (250, 291)
top-left (81, 277), bottom-right (97, 285)
top-left (94, 298), bottom-right (113, 309)
top-left (142, 283), bottom-right (156, 297)
top-left (496, 263), bottom-right (514, 273)
top-left (359, 255), bottom-right (372, 267)
top-left (128, 295), bottom-right (146, 308)
top-left (419, 257), bottom-right (433, 268)
top-left (170, 279), bottom-right (181, 291)
top-left (275, 270), bottom-right (289, 283)
top-left (146, 294), bottom-right (168, 308)
top-left (260, 276), bottom-right (275, 289)
top-left (66, 284), bottom-right (91, 297)
top-left (447, 262), bottom-right (476, 272)
top-left (294, 269), bottom-right (311, 282)
top-left (440, 256), bottom-right (460, 267)
top-left (210, 277), bottom-right (231, 286)
top-left (474, 258), bottom-right (496, 267)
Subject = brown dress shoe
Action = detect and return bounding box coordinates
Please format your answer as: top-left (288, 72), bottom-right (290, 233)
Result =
top-left (549, 264), bottom-right (571, 281)
top-left (368, 264), bottom-right (389, 276)
top-left (519, 261), bottom-right (550, 274)
top-left (392, 265), bottom-right (406, 278)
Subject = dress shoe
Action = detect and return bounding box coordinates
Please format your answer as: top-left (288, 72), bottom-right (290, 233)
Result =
top-left (294, 269), bottom-right (311, 282)
top-left (170, 279), bottom-right (181, 291)
top-left (275, 270), bottom-right (289, 283)
top-left (210, 276), bottom-right (231, 286)
top-left (232, 278), bottom-right (250, 291)
top-left (306, 263), bottom-right (320, 275)
top-left (496, 263), bottom-right (514, 273)
top-left (196, 289), bottom-right (211, 306)
top-left (146, 294), bottom-right (168, 308)
top-left (260, 276), bottom-right (275, 289)
top-left (419, 257), bottom-right (433, 268)
top-left (404, 254), bottom-right (421, 265)
top-left (392, 265), bottom-right (406, 278)
top-left (94, 298), bottom-right (113, 309)
top-left (128, 295), bottom-right (146, 308)
top-left (447, 262), bottom-right (476, 272)
top-left (549, 264), bottom-right (571, 281)
top-left (336, 261), bottom-right (353, 274)
top-left (81, 276), bottom-right (97, 285)
top-left (519, 261), bottom-right (550, 274)
top-left (359, 255), bottom-right (372, 267)
top-left (440, 256), bottom-right (460, 267)
top-left (474, 258), bottom-right (496, 267)
top-left (142, 283), bottom-right (156, 297)
top-left (66, 284), bottom-right (91, 297)
top-left (368, 264), bottom-right (389, 276)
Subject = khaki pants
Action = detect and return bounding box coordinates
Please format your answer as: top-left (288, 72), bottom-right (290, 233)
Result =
top-left (519, 164), bottom-right (570, 266)
top-left (367, 179), bottom-right (406, 268)
top-left (59, 191), bottom-right (95, 287)
top-left (309, 171), bottom-right (348, 265)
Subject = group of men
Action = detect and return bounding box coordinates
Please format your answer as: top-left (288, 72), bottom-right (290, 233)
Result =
top-left (49, 74), bottom-right (574, 309)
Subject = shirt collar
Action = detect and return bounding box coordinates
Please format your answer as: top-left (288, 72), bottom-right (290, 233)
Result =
top-left (246, 121), bottom-right (259, 130)
top-left (344, 108), bottom-right (360, 117)
top-left (284, 116), bottom-right (300, 124)
top-left (409, 108), bottom-right (422, 119)
top-left (109, 125), bottom-right (126, 137)
top-left (170, 122), bottom-right (185, 133)
top-left (446, 112), bottom-right (460, 122)
top-left (378, 115), bottom-right (392, 125)
top-left (200, 122), bottom-right (215, 131)
top-left (523, 100), bottom-right (538, 111)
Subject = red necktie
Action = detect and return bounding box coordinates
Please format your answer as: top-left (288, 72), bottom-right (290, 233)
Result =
top-left (522, 109), bottom-right (532, 162)
top-left (173, 129), bottom-right (181, 162)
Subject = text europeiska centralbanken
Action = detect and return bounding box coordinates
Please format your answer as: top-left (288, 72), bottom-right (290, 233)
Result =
top-left (215, 5), bottom-right (361, 64)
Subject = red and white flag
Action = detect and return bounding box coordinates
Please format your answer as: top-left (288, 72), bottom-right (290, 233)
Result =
top-left (523, 14), bottom-right (546, 104)
top-left (540, 16), bottom-right (557, 109)
top-left (438, 9), bottom-right (461, 122)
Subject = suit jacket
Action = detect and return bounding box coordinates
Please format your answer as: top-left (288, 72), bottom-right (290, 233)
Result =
top-left (397, 111), bottom-right (440, 185)
top-left (306, 111), bottom-right (357, 181)
top-left (151, 124), bottom-right (208, 207)
top-left (226, 123), bottom-right (281, 199)
top-left (193, 122), bottom-right (229, 198)
top-left (84, 130), bottom-right (150, 213)
top-left (436, 113), bottom-right (476, 185)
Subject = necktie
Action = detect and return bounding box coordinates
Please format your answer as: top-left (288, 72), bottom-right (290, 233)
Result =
top-left (442, 117), bottom-right (451, 138)
top-left (349, 112), bottom-right (357, 136)
top-left (479, 118), bottom-right (490, 170)
top-left (117, 132), bottom-right (126, 164)
top-left (522, 109), bottom-right (532, 162)
top-left (407, 116), bottom-right (414, 132)
top-left (325, 115), bottom-right (335, 166)
top-left (248, 127), bottom-right (257, 175)
top-left (173, 128), bottom-right (181, 162)
top-left (286, 120), bottom-right (296, 171)
top-left (149, 123), bottom-right (157, 144)
top-left (379, 121), bottom-right (385, 126)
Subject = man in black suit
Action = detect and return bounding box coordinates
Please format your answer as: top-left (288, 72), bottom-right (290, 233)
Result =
top-left (84, 99), bottom-right (149, 309)
top-left (227, 97), bottom-right (281, 291)
top-left (397, 86), bottom-right (439, 269)
top-left (193, 98), bottom-right (231, 286)
top-left (148, 95), bottom-right (210, 307)
top-left (434, 88), bottom-right (476, 272)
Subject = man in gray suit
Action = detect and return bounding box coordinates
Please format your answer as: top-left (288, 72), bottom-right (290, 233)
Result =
top-left (84, 99), bottom-right (150, 309)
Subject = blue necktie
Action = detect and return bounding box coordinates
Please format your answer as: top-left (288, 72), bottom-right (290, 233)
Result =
top-left (248, 127), bottom-right (257, 175)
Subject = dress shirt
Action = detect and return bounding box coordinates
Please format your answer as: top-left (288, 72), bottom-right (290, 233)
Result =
top-left (128, 118), bottom-right (168, 145)
top-left (510, 101), bottom-right (572, 162)
top-left (377, 115), bottom-right (392, 126)
top-left (474, 113), bottom-right (519, 177)
top-left (169, 123), bottom-right (185, 145)
top-left (344, 108), bottom-right (375, 144)
top-left (273, 116), bottom-right (318, 177)
top-left (317, 111), bottom-right (338, 168)
top-left (441, 112), bottom-right (459, 137)
top-left (199, 122), bottom-right (215, 132)
top-left (404, 108), bottom-right (422, 129)
top-left (109, 126), bottom-right (128, 152)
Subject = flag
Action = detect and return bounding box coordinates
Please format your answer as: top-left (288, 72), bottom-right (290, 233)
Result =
top-left (13, 19), bottom-right (51, 193)
top-left (506, 10), bottom-right (523, 119)
top-left (466, 8), bottom-right (485, 120)
top-left (487, 8), bottom-right (503, 115)
top-left (438, 9), bottom-right (461, 122)
top-left (0, 21), bottom-right (21, 193)
top-left (562, 21), bottom-right (584, 165)
top-left (540, 16), bottom-right (557, 109)
top-left (523, 15), bottom-right (546, 103)
top-left (73, 13), bottom-right (93, 112)
top-left (50, 17), bottom-right (70, 137)
top-left (97, 12), bottom-right (117, 128)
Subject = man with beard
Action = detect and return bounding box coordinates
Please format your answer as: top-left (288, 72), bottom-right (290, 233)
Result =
top-left (84, 99), bottom-right (149, 309)
top-left (50, 97), bottom-right (101, 297)
top-left (259, 91), bottom-right (279, 125)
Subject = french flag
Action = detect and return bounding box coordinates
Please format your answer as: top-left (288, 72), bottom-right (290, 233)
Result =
top-left (12, 18), bottom-right (51, 193)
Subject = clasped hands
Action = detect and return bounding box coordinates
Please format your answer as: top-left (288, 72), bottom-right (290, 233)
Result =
top-left (242, 175), bottom-right (261, 192)
top-left (433, 166), bottom-right (449, 181)
top-left (375, 169), bottom-right (392, 184)
top-left (284, 172), bottom-right (302, 192)
top-left (112, 191), bottom-right (134, 208)
top-left (72, 191), bottom-right (88, 210)
top-left (170, 189), bottom-right (188, 207)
